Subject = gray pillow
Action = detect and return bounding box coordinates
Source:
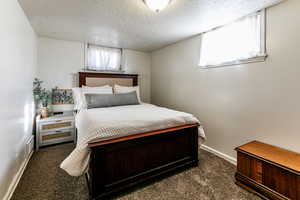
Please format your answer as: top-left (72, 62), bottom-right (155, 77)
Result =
top-left (85, 91), bottom-right (140, 109)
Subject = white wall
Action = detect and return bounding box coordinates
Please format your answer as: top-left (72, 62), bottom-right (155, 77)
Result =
top-left (151, 0), bottom-right (300, 159)
top-left (122, 50), bottom-right (151, 103)
top-left (38, 37), bottom-right (151, 111)
top-left (0, 0), bottom-right (37, 199)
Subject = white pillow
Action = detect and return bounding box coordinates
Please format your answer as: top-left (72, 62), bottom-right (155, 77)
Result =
top-left (72, 86), bottom-right (113, 110)
top-left (114, 84), bottom-right (141, 103)
top-left (72, 87), bottom-right (83, 111)
top-left (82, 85), bottom-right (111, 89)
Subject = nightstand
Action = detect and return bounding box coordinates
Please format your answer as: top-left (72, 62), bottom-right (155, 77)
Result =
top-left (36, 111), bottom-right (75, 150)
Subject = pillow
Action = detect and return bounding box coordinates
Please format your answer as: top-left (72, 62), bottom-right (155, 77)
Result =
top-left (72, 85), bottom-right (113, 110)
top-left (114, 84), bottom-right (141, 103)
top-left (81, 86), bottom-right (113, 109)
top-left (72, 87), bottom-right (83, 111)
top-left (85, 91), bottom-right (139, 109)
top-left (82, 85), bottom-right (111, 89)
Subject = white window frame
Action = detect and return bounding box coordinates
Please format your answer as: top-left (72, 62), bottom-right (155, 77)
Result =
top-left (84, 44), bottom-right (123, 72)
top-left (199, 10), bottom-right (267, 69)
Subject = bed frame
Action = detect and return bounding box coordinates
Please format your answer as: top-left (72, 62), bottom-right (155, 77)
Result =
top-left (78, 72), bottom-right (199, 199)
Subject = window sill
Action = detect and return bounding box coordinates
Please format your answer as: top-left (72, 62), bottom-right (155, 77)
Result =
top-left (199, 55), bottom-right (267, 69)
top-left (81, 69), bottom-right (125, 74)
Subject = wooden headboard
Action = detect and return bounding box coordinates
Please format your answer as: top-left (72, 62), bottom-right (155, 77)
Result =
top-left (79, 72), bottom-right (138, 87)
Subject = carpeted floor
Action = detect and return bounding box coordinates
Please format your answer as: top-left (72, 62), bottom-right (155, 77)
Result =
top-left (11, 143), bottom-right (261, 200)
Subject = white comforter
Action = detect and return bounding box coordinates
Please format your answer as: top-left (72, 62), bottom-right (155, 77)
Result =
top-left (60, 104), bottom-right (206, 176)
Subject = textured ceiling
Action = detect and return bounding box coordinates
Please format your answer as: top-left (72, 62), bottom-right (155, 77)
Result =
top-left (18, 0), bottom-right (283, 52)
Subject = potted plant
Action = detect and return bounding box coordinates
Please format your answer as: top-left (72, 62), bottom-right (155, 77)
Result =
top-left (33, 78), bottom-right (52, 118)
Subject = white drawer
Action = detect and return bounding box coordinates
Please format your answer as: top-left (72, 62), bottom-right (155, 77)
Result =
top-left (39, 119), bottom-right (74, 133)
top-left (39, 129), bottom-right (74, 146)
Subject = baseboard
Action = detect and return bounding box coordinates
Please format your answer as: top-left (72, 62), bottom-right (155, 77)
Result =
top-left (3, 148), bottom-right (34, 200)
top-left (201, 144), bottom-right (237, 166)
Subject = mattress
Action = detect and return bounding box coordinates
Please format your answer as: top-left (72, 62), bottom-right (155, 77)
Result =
top-left (60, 103), bottom-right (206, 176)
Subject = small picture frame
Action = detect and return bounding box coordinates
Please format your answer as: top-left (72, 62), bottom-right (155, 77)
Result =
top-left (52, 89), bottom-right (74, 105)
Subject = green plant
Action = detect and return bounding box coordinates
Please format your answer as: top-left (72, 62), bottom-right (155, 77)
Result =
top-left (33, 78), bottom-right (52, 107)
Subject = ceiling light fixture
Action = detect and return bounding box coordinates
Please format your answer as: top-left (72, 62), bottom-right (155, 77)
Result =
top-left (144, 0), bottom-right (172, 12)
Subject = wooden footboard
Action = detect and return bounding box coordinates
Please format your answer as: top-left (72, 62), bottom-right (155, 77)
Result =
top-left (86, 124), bottom-right (199, 199)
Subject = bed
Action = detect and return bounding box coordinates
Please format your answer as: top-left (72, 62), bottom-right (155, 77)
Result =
top-left (61, 72), bottom-right (205, 200)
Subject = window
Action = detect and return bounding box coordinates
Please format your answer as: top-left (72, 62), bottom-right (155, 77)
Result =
top-left (86, 44), bottom-right (122, 71)
top-left (199, 10), bottom-right (266, 68)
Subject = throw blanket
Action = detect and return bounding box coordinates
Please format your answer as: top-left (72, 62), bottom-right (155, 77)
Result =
top-left (60, 104), bottom-right (206, 176)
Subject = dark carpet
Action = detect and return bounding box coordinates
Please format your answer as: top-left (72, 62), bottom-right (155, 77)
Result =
top-left (11, 143), bottom-right (260, 200)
